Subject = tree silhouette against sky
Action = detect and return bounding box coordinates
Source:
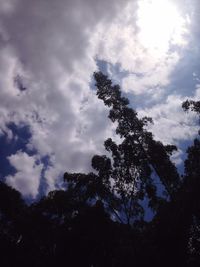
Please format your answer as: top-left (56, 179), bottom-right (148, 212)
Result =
top-left (0, 72), bottom-right (200, 266)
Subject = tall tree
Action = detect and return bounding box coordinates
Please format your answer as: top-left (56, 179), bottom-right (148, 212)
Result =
top-left (65, 72), bottom-right (181, 224)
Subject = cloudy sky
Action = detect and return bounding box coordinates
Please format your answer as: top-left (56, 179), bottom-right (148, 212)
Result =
top-left (0, 0), bottom-right (199, 200)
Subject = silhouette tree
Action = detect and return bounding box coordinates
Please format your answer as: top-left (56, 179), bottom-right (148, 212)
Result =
top-left (151, 98), bottom-right (200, 267)
top-left (1, 74), bottom-right (200, 266)
top-left (182, 99), bottom-right (200, 115)
top-left (65, 72), bottom-right (181, 225)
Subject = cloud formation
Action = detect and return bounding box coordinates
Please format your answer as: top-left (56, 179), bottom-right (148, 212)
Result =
top-left (0, 0), bottom-right (131, 197)
top-left (0, 0), bottom-right (199, 199)
top-left (6, 151), bottom-right (42, 198)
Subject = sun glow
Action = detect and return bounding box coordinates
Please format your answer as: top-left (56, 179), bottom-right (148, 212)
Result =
top-left (137, 0), bottom-right (188, 56)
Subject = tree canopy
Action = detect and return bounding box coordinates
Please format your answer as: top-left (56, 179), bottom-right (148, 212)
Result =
top-left (0, 72), bottom-right (200, 266)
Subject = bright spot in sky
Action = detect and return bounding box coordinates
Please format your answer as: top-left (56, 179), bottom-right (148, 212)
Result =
top-left (137, 0), bottom-right (189, 56)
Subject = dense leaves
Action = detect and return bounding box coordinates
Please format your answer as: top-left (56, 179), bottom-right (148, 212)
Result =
top-left (0, 72), bottom-right (200, 266)
top-left (64, 72), bottom-right (181, 225)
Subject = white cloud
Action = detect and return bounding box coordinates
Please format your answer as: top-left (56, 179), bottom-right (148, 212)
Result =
top-left (93, 0), bottom-right (190, 97)
top-left (138, 94), bottom-right (199, 145)
top-left (6, 151), bottom-right (43, 198)
top-left (0, 0), bottom-right (198, 198)
top-left (0, 0), bottom-right (131, 197)
top-left (122, 52), bottom-right (180, 95)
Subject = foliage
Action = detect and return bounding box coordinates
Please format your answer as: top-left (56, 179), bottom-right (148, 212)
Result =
top-left (64, 72), bottom-right (181, 224)
top-left (0, 73), bottom-right (200, 266)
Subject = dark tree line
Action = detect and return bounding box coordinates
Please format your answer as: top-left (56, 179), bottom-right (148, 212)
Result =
top-left (0, 72), bottom-right (200, 266)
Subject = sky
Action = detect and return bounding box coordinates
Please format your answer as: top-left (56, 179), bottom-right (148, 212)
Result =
top-left (0, 0), bottom-right (200, 200)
